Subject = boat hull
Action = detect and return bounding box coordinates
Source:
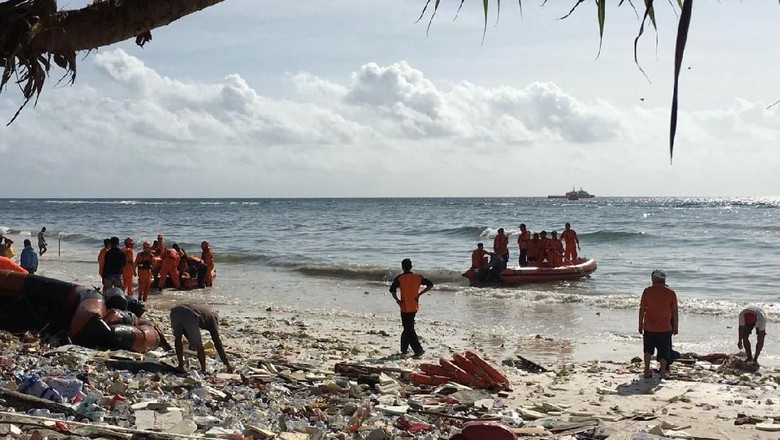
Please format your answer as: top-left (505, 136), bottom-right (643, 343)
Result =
top-left (463, 258), bottom-right (597, 285)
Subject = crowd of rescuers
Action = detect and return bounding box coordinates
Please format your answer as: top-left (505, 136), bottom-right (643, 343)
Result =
top-left (98, 234), bottom-right (215, 301)
top-left (471, 222), bottom-right (581, 271)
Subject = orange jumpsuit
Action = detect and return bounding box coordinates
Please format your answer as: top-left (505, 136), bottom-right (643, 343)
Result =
top-left (471, 249), bottom-right (488, 269)
top-left (135, 251), bottom-right (154, 301)
top-left (157, 248), bottom-right (180, 289)
top-left (122, 247), bottom-right (135, 296)
top-left (201, 247), bottom-right (214, 287)
top-left (546, 238), bottom-right (564, 267)
top-left (560, 229), bottom-right (578, 262)
top-left (97, 247), bottom-right (107, 278)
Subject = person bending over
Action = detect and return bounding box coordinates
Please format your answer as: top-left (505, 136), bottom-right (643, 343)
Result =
top-left (738, 305), bottom-right (766, 364)
top-left (170, 303), bottom-right (233, 373)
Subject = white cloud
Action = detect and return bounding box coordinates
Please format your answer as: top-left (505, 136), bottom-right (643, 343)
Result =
top-left (0, 49), bottom-right (778, 197)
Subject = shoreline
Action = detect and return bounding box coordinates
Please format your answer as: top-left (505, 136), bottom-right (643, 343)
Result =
top-left (0, 247), bottom-right (778, 437)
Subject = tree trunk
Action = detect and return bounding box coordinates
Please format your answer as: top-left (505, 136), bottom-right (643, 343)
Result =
top-left (29, 0), bottom-right (226, 54)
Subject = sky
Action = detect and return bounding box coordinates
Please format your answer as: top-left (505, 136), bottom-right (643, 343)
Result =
top-left (1, 0), bottom-right (779, 197)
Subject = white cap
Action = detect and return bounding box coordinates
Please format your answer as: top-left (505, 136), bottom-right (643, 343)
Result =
top-left (651, 270), bottom-right (667, 281)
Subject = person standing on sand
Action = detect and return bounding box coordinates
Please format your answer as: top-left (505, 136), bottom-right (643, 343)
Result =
top-left (638, 270), bottom-right (678, 379)
top-left (517, 224), bottom-right (531, 266)
top-left (389, 258), bottom-right (434, 359)
top-left (98, 238), bottom-right (110, 282)
top-left (135, 242), bottom-right (154, 301)
top-left (102, 237), bottom-right (126, 290)
top-left (122, 238), bottom-right (136, 296)
top-left (19, 240), bottom-right (38, 274)
top-left (738, 305), bottom-right (766, 364)
top-left (170, 303), bottom-right (233, 373)
top-left (201, 241), bottom-right (214, 287)
top-left (493, 228), bottom-right (509, 269)
top-left (37, 227), bottom-right (47, 256)
top-left (560, 222), bottom-right (580, 262)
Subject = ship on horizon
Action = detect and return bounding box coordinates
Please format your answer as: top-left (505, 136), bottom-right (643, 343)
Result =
top-left (547, 187), bottom-right (596, 201)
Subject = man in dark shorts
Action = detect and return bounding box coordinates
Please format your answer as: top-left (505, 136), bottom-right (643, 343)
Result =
top-left (638, 270), bottom-right (678, 379)
top-left (102, 237), bottom-right (126, 290)
top-left (389, 258), bottom-right (434, 359)
top-left (738, 305), bottom-right (767, 364)
top-left (170, 303), bottom-right (233, 373)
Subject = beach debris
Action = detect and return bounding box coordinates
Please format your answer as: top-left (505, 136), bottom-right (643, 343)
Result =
top-left (502, 354), bottom-right (549, 373)
top-left (411, 351), bottom-right (510, 390)
top-left (0, 306), bottom-right (778, 440)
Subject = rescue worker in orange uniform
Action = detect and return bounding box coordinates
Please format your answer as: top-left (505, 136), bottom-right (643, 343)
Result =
top-left (97, 238), bottom-right (110, 283)
top-left (389, 258), bottom-right (434, 359)
top-left (538, 231), bottom-right (549, 265)
top-left (201, 240), bottom-right (214, 287)
top-left (517, 224), bottom-right (531, 266)
top-left (528, 233), bottom-right (541, 266)
top-left (493, 228), bottom-right (509, 269)
top-left (122, 238), bottom-right (136, 296)
top-left (560, 222), bottom-right (581, 263)
top-left (135, 241), bottom-right (154, 301)
top-left (471, 243), bottom-right (489, 270)
top-left (546, 231), bottom-right (564, 267)
top-left (157, 246), bottom-right (181, 290)
top-left (153, 234), bottom-right (166, 257)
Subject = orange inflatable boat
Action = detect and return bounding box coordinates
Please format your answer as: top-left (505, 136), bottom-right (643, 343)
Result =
top-left (463, 258), bottom-right (597, 286)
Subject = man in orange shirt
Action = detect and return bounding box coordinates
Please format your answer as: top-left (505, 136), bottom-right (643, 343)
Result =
top-left (517, 224), bottom-right (531, 266)
top-left (157, 246), bottom-right (181, 290)
top-left (389, 258), bottom-right (434, 359)
top-left (493, 228), bottom-right (509, 269)
top-left (560, 223), bottom-right (580, 263)
top-left (201, 241), bottom-right (215, 287)
top-left (97, 238), bottom-right (110, 282)
top-left (471, 243), bottom-right (489, 270)
top-left (135, 241), bottom-right (154, 301)
top-left (547, 231), bottom-right (564, 267)
top-left (638, 270), bottom-right (678, 379)
top-left (122, 238), bottom-right (136, 296)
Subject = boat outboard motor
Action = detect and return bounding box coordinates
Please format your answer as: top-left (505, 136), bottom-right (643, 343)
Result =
top-left (486, 253), bottom-right (504, 283)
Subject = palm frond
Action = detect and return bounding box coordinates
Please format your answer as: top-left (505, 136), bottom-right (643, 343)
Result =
top-left (669, 0), bottom-right (693, 163)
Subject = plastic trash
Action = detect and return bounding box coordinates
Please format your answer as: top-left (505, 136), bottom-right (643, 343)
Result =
top-left (17, 373), bottom-right (62, 403)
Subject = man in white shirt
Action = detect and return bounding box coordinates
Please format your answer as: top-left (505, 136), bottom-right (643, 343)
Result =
top-left (738, 305), bottom-right (767, 364)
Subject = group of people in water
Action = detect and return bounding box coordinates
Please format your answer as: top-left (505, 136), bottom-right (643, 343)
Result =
top-left (471, 222), bottom-right (581, 271)
top-left (97, 234), bottom-right (215, 301)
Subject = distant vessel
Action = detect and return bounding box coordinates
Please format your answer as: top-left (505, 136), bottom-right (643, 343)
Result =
top-left (548, 187), bottom-right (596, 200)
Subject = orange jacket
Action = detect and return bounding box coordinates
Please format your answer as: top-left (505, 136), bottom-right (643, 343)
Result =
top-left (471, 249), bottom-right (488, 268)
top-left (517, 230), bottom-right (531, 250)
top-left (390, 272), bottom-right (433, 313)
top-left (493, 234), bottom-right (509, 254)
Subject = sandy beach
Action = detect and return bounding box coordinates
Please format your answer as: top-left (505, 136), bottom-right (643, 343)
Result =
top-left (4, 288), bottom-right (778, 439)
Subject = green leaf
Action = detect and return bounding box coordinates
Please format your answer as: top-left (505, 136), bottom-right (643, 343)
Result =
top-left (482, 0), bottom-right (489, 42)
top-left (597, 0), bottom-right (606, 57)
top-left (670, 0), bottom-right (693, 162)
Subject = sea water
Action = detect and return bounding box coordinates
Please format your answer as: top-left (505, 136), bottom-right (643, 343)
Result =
top-left (1, 197), bottom-right (778, 364)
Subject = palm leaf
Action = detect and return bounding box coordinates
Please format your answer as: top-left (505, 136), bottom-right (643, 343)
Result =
top-left (669, 0), bottom-right (692, 162)
top-left (596, 0), bottom-right (606, 57)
